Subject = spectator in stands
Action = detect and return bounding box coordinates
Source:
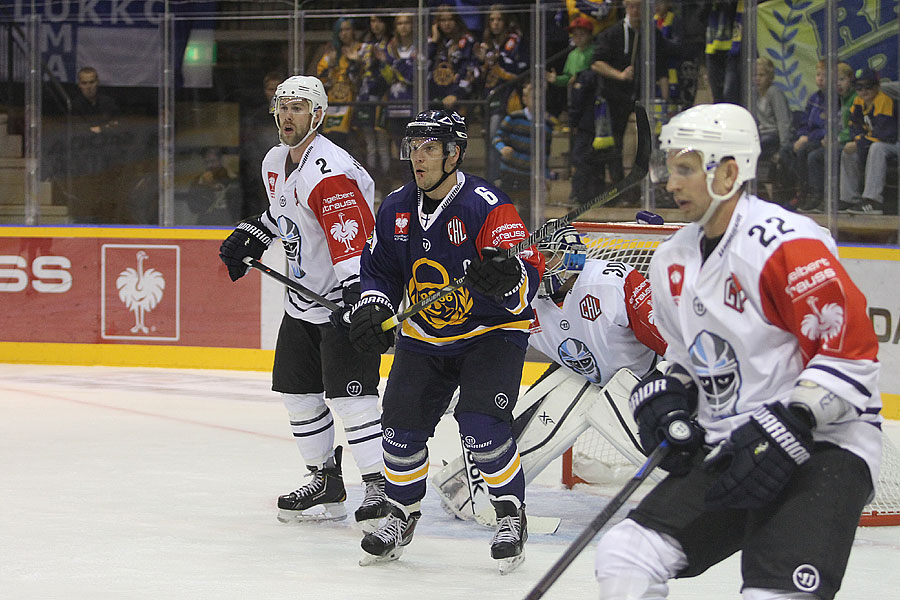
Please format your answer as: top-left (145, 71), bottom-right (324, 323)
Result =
top-left (802, 61), bottom-right (856, 214)
top-left (427, 5), bottom-right (478, 111)
top-left (703, 0), bottom-right (743, 105)
top-left (239, 71), bottom-right (283, 219)
top-left (755, 56), bottom-right (793, 205)
top-left (491, 80), bottom-right (553, 227)
top-left (477, 6), bottom-right (527, 184)
top-left (654, 0), bottom-right (694, 113)
top-left (317, 17), bottom-right (364, 149)
top-left (69, 65), bottom-right (121, 223)
top-left (358, 15), bottom-right (393, 195)
top-left (187, 147), bottom-right (241, 226)
top-left (792, 60), bottom-right (827, 213)
top-left (382, 12), bottom-right (417, 191)
top-left (591, 0), bottom-right (672, 203)
top-left (547, 16), bottom-right (601, 206)
top-left (840, 67), bottom-right (898, 215)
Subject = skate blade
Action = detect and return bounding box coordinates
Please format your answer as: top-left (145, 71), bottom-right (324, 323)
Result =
top-left (497, 554), bottom-right (525, 575)
top-left (277, 503), bottom-right (347, 524)
top-left (358, 546), bottom-right (404, 566)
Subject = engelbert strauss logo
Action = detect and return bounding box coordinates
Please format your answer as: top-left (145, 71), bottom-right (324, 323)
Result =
top-left (101, 245), bottom-right (180, 341)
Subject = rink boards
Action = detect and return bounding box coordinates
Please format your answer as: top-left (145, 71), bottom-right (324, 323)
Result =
top-left (1, 225), bottom-right (898, 418)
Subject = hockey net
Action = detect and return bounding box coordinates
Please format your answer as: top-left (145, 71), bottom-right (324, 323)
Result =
top-left (562, 221), bottom-right (900, 527)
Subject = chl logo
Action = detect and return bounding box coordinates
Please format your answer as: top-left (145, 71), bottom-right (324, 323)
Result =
top-left (792, 564), bottom-right (820, 592)
top-left (447, 216), bottom-right (467, 246)
top-left (346, 380), bottom-right (362, 396)
top-left (579, 294), bottom-right (602, 321)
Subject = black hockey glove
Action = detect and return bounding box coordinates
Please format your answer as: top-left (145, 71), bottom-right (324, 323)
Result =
top-left (219, 218), bottom-right (274, 282)
top-left (348, 296), bottom-right (395, 355)
top-left (629, 373), bottom-right (704, 476)
top-left (466, 247), bottom-right (524, 298)
top-left (329, 282), bottom-right (361, 330)
top-left (703, 402), bottom-right (813, 510)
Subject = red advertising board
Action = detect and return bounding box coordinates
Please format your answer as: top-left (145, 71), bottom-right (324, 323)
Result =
top-left (0, 234), bottom-right (260, 348)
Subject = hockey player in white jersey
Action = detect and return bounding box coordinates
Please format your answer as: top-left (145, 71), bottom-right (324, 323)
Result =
top-left (593, 103), bottom-right (882, 600)
top-left (217, 75), bottom-right (388, 530)
top-left (432, 224), bottom-right (668, 526)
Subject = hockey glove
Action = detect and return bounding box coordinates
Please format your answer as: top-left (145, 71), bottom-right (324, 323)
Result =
top-left (703, 402), bottom-right (813, 510)
top-left (329, 282), bottom-right (361, 330)
top-left (466, 247), bottom-right (524, 298)
top-left (349, 296), bottom-right (395, 355)
top-left (219, 218), bottom-right (274, 282)
top-left (629, 373), bottom-right (704, 476)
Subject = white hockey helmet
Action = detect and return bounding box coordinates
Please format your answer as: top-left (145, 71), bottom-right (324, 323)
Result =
top-left (271, 75), bottom-right (328, 148)
top-left (653, 103), bottom-right (760, 225)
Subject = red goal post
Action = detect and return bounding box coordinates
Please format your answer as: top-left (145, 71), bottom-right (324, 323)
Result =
top-left (562, 221), bottom-right (900, 527)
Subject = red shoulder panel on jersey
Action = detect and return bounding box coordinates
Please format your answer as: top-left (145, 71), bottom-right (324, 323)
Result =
top-left (308, 174), bottom-right (375, 265)
top-left (623, 269), bottom-right (667, 356)
top-left (474, 204), bottom-right (543, 273)
top-left (759, 238), bottom-right (878, 363)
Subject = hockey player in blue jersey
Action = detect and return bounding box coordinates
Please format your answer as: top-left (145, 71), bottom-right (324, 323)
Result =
top-left (348, 109), bottom-right (544, 573)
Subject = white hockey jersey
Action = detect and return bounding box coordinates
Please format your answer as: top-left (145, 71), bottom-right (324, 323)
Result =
top-left (259, 135), bottom-right (375, 324)
top-left (649, 193), bottom-right (882, 485)
top-left (529, 258), bottom-right (667, 386)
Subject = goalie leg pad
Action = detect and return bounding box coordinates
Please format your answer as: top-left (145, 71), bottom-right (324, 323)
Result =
top-left (283, 392), bottom-right (335, 468)
top-left (330, 394), bottom-right (383, 474)
top-left (382, 428), bottom-right (430, 506)
top-left (456, 411), bottom-right (524, 504)
top-left (514, 371), bottom-right (598, 485)
top-left (594, 518), bottom-right (687, 598)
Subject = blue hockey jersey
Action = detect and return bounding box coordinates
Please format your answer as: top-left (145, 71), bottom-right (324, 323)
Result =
top-left (359, 171), bottom-right (544, 354)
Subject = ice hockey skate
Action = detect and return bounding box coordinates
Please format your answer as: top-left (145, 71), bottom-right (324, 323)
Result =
top-left (276, 446), bottom-right (348, 523)
top-left (358, 503), bottom-right (420, 566)
top-left (354, 472), bottom-right (390, 532)
top-left (490, 500), bottom-right (527, 575)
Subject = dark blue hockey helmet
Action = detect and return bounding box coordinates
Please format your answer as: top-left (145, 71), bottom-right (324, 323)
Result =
top-left (401, 109), bottom-right (468, 166)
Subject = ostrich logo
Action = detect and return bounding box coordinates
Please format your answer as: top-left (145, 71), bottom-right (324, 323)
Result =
top-left (116, 251), bottom-right (165, 334)
top-left (800, 295), bottom-right (844, 347)
top-left (330, 212), bottom-right (359, 253)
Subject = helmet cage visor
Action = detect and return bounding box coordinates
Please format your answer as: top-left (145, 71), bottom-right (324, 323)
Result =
top-left (400, 136), bottom-right (458, 161)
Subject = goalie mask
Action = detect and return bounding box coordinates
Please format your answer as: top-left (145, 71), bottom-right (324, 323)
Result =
top-left (271, 75), bottom-right (328, 149)
top-left (651, 103), bottom-right (760, 227)
top-left (538, 225), bottom-right (587, 298)
top-left (401, 109), bottom-right (468, 193)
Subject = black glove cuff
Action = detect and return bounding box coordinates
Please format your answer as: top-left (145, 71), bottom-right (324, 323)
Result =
top-left (501, 257), bottom-right (526, 298)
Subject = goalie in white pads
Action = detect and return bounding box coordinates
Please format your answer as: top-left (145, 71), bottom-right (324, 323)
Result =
top-left (218, 75), bottom-right (388, 530)
top-left (593, 103), bottom-right (881, 600)
top-left (432, 224), bottom-right (669, 527)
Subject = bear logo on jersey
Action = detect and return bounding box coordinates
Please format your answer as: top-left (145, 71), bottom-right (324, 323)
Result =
top-left (408, 257), bottom-right (473, 328)
top-left (689, 330), bottom-right (741, 414)
top-left (558, 337), bottom-right (601, 383)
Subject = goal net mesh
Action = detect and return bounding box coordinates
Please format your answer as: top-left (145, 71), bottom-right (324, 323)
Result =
top-left (566, 222), bottom-right (900, 526)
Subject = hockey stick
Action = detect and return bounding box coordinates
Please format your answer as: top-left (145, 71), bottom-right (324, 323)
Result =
top-left (380, 102), bottom-right (651, 332)
top-left (523, 440), bottom-right (670, 600)
top-left (242, 257), bottom-right (341, 312)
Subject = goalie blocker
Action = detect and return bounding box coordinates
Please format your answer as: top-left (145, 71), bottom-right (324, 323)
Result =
top-left (431, 366), bottom-right (655, 529)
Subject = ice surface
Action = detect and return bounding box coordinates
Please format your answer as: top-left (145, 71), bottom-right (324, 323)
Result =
top-left (2, 364), bottom-right (898, 599)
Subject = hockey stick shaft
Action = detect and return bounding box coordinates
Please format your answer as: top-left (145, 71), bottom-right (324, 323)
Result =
top-left (380, 102), bottom-right (651, 333)
top-left (523, 440), bottom-right (670, 600)
top-left (243, 257), bottom-right (341, 312)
